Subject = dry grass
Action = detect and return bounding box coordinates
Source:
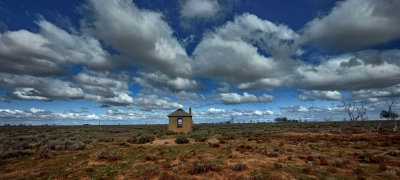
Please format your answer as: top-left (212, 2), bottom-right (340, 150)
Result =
top-left (0, 121), bottom-right (399, 179)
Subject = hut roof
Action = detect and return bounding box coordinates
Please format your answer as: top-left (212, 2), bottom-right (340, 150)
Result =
top-left (168, 108), bottom-right (192, 117)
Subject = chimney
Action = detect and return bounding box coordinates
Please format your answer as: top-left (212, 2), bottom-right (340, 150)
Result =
top-left (189, 107), bottom-right (192, 115)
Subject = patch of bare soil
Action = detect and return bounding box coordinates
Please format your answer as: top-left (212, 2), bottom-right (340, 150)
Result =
top-left (148, 138), bottom-right (176, 146)
top-left (115, 174), bottom-right (126, 180)
top-left (282, 132), bottom-right (335, 136)
top-left (87, 159), bottom-right (105, 166)
top-left (206, 137), bottom-right (220, 144)
top-left (146, 138), bottom-right (199, 146)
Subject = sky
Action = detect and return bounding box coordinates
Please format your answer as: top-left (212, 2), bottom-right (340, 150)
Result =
top-left (0, 0), bottom-right (400, 125)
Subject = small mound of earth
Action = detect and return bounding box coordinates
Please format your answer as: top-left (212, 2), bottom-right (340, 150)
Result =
top-left (206, 137), bottom-right (220, 144)
top-left (149, 139), bottom-right (176, 145)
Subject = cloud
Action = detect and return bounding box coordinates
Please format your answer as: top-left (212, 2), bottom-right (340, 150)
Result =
top-left (259, 94), bottom-right (274, 102)
top-left (0, 18), bottom-right (117, 102)
top-left (231, 109), bottom-right (274, 117)
top-left (107, 108), bottom-right (128, 116)
top-left (216, 82), bottom-right (230, 93)
top-left (180, 0), bottom-right (220, 19)
top-left (132, 94), bottom-right (183, 111)
top-left (219, 92), bottom-right (273, 105)
top-left (350, 84), bottom-right (400, 99)
top-left (0, 108), bottom-right (100, 124)
top-left (0, 73), bottom-right (84, 101)
top-left (174, 91), bottom-right (202, 101)
top-left (0, 30), bottom-right (65, 76)
top-left (293, 51), bottom-right (400, 91)
top-left (0, 96), bottom-right (10, 103)
top-left (0, 19), bottom-right (111, 77)
top-left (134, 71), bottom-right (202, 92)
top-left (84, 0), bottom-right (191, 77)
top-left (237, 78), bottom-right (283, 90)
top-left (302, 0), bottom-right (400, 50)
top-left (74, 71), bottom-right (133, 106)
top-left (100, 104), bottom-right (111, 108)
top-left (0, 21), bottom-right (7, 32)
top-left (298, 90), bottom-right (342, 101)
top-left (220, 92), bottom-right (258, 105)
top-left (193, 13), bottom-right (299, 90)
top-left (207, 107), bottom-right (226, 114)
top-left (281, 105), bottom-right (309, 112)
top-left (264, 110), bottom-right (274, 115)
top-left (36, 19), bottom-right (112, 69)
top-left (25, 108), bottom-right (46, 114)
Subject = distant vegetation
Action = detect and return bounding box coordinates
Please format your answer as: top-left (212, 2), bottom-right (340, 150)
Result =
top-left (274, 117), bottom-right (299, 123)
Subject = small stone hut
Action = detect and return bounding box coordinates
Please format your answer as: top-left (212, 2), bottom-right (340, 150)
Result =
top-left (168, 108), bottom-right (193, 133)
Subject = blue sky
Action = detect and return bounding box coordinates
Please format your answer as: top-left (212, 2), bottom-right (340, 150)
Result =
top-left (0, 0), bottom-right (400, 125)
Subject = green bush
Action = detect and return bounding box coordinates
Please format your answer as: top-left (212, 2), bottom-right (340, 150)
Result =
top-left (188, 160), bottom-right (218, 174)
top-left (156, 131), bottom-right (167, 139)
top-left (175, 134), bottom-right (189, 144)
top-left (172, 166), bottom-right (179, 173)
top-left (232, 163), bottom-right (245, 171)
top-left (166, 130), bottom-right (175, 135)
top-left (251, 169), bottom-right (271, 179)
top-left (190, 131), bottom-right (210, 142)
top-left (97, 151), bottom-right (123, 162)
top-left (127, 133), bottom-right (155, 144)
top-left (268, 151), bottom-right (279, 157)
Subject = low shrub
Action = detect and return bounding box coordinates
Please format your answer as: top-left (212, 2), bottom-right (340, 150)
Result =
top-left (358, 153), bottom-right (385, 163)
top-left (190, 131), bottom-right (209, 142)
top-left (166, 130), bottom-right (175, 135)
top-left (127, 133), bottom-right (155, 144)
top-left (318, 156), bottom-right (329, 166)
top-left (159, 172), bottom-right (176, 180)
top-left (37, 149), bottom-right (56, 159)
top-left (208, 142), bottom-right (220, 148)
top-left (172, 166), bottom-right (179, 173)
top-left (303, 167), bottom-right (313, 174)
top-left (97, 151), bottom-right (123, 162)
top-left (98, 136), bottom-right (114, 142)
top-left (333, 159), bottom-right (350, 168)
top-left (232, 163), bottom-right (246, 171)
top-left (188, 160), bottom-right (219, 174)
top-left (156, 132), bottom-right (167, 139)
top-left (273, 162), bottom-right (283, 170)
top-left (353, 166), bottom-right (364, 175)
top-left (145, 154), bottom-right (156, 161)
top-left (250, 169), bottom-right (271, 179)
top-left (1, 150), bottom-right (31, 159)
top-left (268, 151), bottom-right (279, 157)
top-left (175, 134), bottom-right (189, 144)
top-left (260, 150), bottom-right (266, 155)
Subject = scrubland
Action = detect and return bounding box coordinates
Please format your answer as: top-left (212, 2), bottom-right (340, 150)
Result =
top-left (0, 121), bottom-right (399, 180)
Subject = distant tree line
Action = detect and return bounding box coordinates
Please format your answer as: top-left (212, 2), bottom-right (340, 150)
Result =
top-left (274, 117), bottom-right (299, 123)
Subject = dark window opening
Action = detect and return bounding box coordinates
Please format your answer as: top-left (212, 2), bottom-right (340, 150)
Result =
top-left (177, 118), bottom-right (182, 128)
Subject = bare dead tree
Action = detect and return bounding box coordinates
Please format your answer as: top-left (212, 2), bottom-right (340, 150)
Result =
top-left (384, 97), bottom-right (398, 132)
top-left (324, 116), bottom-right (332, 122)
top-left (376, 122), bottom-right (381, 131)
top-left (385, 97), bottom-right (397, 120)
top-left (343, 101), bottom-right (356, 121)
top-left (343, 101), bottom-right (368, 122)
top-left (357, 102), bottom-right (367, 121)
